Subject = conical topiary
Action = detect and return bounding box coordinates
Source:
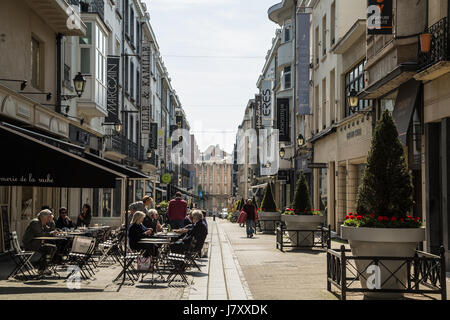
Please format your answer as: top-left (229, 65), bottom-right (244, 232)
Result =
top-left (291, 171), bottom-right (313, 214)
top-left (260, 182), bottom-right (278, 212)
top-left (356, 110), bottom-right (414, 218)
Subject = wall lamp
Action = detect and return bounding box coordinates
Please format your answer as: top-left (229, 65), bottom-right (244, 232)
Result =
top-left (61, 72), bottom-right (87, 100)
top-left (0, 79), bottom-right (27, 90)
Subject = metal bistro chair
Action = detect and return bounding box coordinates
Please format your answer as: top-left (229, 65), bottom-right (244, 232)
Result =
top-left (165, 252), bottom-right (190, 285)
top-left (8, 231), bottom-right (37, 280)
top-left (66, 236), bottom-right (96, 280)
top-left (98, 229), bottom-right (124, 265)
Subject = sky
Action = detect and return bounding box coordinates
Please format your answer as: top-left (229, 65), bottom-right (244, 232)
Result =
top-left (144, 0), bottom-right (280, 154)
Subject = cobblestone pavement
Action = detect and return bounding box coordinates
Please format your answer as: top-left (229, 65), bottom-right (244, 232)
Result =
top-left (218, 219), bottom-right (450, 300)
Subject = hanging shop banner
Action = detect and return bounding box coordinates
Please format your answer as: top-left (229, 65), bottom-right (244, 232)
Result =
top-left (297, 12), bottom-right (311, 115)
top-left (367, 0), bottom-right (393, 35)
top-left (141, 42), bottom-right (152, 139)
top-left (261, 80), bottom-right (273, 127)
top-left (254, 95), bottom-right (262, 130)
top-left (277, 98), bottom-right (290, 142)
top-left (106, 56), bottom-right (120, 123)
top-left (176, 115), bottom-right (183, 128)
top-left (150, 123), bottom-right (158, 150)
top-left (158, 127), bottom-right (165, 165)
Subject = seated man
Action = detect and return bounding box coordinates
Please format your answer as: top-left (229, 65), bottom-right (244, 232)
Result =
top-left (55, 207), bottom-right (74, 230)
top-left (171, 210), bottom-right (208, 254)
top-left (22, 209), bottom-right (58, 275)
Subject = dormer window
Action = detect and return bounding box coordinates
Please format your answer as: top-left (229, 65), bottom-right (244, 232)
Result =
top-left (282, 20), bottom-right (292, 43)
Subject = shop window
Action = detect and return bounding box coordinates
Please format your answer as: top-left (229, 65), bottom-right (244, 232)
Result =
top-left (21, 187), bottom-right (34, 220)
top-left (319, 168), bottom-right (327, 210)
top-left (102, 189), bottom-right (112, 217)
top-left (135, 180), bottom-right (144, 202)
top-left (92, 189), bottom-right (99, 217)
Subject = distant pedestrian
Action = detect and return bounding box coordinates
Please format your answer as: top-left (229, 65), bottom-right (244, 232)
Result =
top-left (242, 199), bottom-right (257, 238)
top-left (167, 192), bottom-right (187, 230)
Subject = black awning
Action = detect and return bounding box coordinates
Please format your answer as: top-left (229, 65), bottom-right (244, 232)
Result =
top-left (84, 152), bottom-right (149, 179)
top-left (392, 79), bottom-right (421, 146)
top-left (0, 123), bottom-right (124, 188)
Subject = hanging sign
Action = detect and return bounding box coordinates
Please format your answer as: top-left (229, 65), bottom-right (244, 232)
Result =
top-left (261, 80), bottom-right (273, 127)
top-left (297, 12), bottom-right (311, 115)
top-left (141, 42), bottom-right (152, 139)
top-left (254, 95), bottom-right (262, 130)
top-left (277, 99), bottom-right (290, 142)
top-left (367, 0), bottom-right (393, 35)
top-left (106, 56), bottom-right (120, 123)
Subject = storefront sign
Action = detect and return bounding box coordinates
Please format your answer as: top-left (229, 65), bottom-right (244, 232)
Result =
top-left (141, 42), bottom-right (152, 139)
top-left (150, 123), bottom-right (158, 149)
top-left (254, 95), bottom-right (262, 130)
top-left (347, 128), bottom-right (362, 140)
top-left (367, 0), bottom-right (393, 35)
top-left (106, 56), bottom-right (120, 123)
top-left (261, 80), bottom-right (273, 127)
top-left (297, 12), bottom-right (311, 115)
top-left (277, 99), bottom-right (290, 142)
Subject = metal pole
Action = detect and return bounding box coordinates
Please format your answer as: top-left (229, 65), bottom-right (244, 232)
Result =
top-left (123, 176), bottom-right (130, 282)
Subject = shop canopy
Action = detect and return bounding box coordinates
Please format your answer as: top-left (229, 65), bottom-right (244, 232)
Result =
top-left (171, 185), bottom-right (199, 199)
top-left (0, 122), bottom-right (126, 188)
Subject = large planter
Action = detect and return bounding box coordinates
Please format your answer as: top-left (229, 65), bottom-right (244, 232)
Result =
top-left (341, 225), bottom-right (426, 299)
top-left (281, 215), bottom-right (325, 247)
top-left (258, 212), bottom-right (281, 233)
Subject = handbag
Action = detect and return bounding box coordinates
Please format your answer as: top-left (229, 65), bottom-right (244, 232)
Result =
top-left (137, 256), bottom-right (151, 270)
top-left (237, 211), bottom-right (247, 224)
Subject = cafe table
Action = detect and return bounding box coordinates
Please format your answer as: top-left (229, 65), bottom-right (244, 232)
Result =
top-left (138, 238), bottom-right (171, 284)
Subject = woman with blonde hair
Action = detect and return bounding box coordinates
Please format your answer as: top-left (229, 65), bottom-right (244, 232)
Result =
top-left (128, 211), bottom-right (155, 257)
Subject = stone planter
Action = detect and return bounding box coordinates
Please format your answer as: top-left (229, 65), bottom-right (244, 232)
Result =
top-left (281, 215), bottom-right (325, 247)
top-left (258, 212), bottom-right (281, 233)
top-left (341, 225), bottom-right (426, 299)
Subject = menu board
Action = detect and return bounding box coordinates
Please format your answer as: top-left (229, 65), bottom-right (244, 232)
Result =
top-left (1, 205), bottom-right (10, 252)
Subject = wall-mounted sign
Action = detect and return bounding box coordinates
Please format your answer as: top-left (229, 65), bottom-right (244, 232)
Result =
top-left (161, 173), bottom-right (172, 184)
top-left (254, 95), bottom-right (262, 130)
top-left (297, 12), bottom-right (311, 115)
top-left (261, 80), bottom-right (273, 127)
top-left (367, 0), bottom-right (393, 35)
top-left (308, 163), bottom-right (328, 169)
top-left (141, 42), bottom-right (152, 139)
top-left (277, 98), bottom-right (290, 142)
top-left (106, 56), bottom-right (120, 123)
top-left (347, 128), bottom-right (362, 140)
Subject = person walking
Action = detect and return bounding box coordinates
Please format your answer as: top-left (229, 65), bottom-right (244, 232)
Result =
top-left (167, 192), bottom-right (187, 230)
top-left (242, 199), bottom-right (257, 238)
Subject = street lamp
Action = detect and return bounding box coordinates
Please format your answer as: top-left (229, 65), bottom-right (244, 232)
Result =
top-left (114, 122), bottom-right (123, 133)
top-left (348, 88), bottom-right (359, 111)
top-left (146, 149), bottom-right (152, 159)
top-left (297, 134), bottom-right (305, 147)
top-left (160, 160), bottom-right (166, 170)
top-left (279, 147), bottom-right (286, 159)
top-left (73, 72), bottom-right (87, 98)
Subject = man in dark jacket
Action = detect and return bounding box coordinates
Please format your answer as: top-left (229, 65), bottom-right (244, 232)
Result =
top-left (22, 209), bottom-right (57, 274)
top-left (171, 210), bottom-right (207, 253)
top-left (55, 207), bottom-right (74, 230)
top-left (242, 199), bottom-right (257, 238)
top-left (167, 192), bottom-right (187, 229)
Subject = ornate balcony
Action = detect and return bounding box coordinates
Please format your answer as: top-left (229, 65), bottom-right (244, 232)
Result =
top-left (415, 17), bottom-right (450, 81)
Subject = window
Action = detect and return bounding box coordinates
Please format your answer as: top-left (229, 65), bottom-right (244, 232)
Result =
top-left (330, 69), bottom-right (336, 123)
top-left (283, 20), bottom-right (292, 43)
top-left (136, 19), bottom-right (140, 52)
top-left (322, 77), bottom-right (327, 129)
top-left (124, 0), bottom-right (129, 35)
top-left (113, 180), bottom-right (122, 217)
top-left (331, 2), bottom-right (336, 45)
top-left (322, 15), bottom-right (327, 56)
top-left (79, 22), bottom-right (92, 45)
top-left (130, 61), bottom-right (134, 99)
top-left (102, 189), bottom-right (112, 217)
top-left (345, 60), bottom-right (372, 117)
top-left (125, 55), bottom-right (129, 93)
top-left (31, 37), bottom-right (41, 89)
top-left (282, 66), bottom-right (291, 90)
top-left (81, 48), bottom-right (91, 74)
top-left (315, 85), bottom-right (320, 133)
top-left (315, 26), bottom-right (320, 65)
top-left (130, 7), bottom-right (134, 44)
top-left (95, 25), bottom-right (107, 108)
top-left (136, 70), bottom-right (140, 104)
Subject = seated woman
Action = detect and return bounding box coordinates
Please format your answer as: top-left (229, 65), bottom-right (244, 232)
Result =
top-left (128, 211), bottom-right (157, 257)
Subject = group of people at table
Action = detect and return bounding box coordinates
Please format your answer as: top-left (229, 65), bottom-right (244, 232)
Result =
top-left (127, 192), bottom-right (208, 260)
top-left (21, 204), bottom-right (94, 275)
top-left (18, 192), bottom-right (208, 277)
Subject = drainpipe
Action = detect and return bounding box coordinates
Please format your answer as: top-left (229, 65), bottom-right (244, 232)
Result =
top-left (293, 0), bottom-right (298, 197)
top-left (56, 33), bottom-right (63, 114)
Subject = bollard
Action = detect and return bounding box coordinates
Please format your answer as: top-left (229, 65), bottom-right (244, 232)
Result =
top-left (213, 215), bottom-right (216, 221)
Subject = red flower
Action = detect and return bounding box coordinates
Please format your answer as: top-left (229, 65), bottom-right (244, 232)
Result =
top-left (356, 215), bottom-right (363, 220)
top-left (377, 216), bottom-right (384, 222)
top-left (414, 217), bottom-right (420, 222)
top-left (383, 216), bottom-right (389, 221)
top-left (391, 217), bottom-right (397, 222)
top-left (345, 215), bottom-right (349, 220)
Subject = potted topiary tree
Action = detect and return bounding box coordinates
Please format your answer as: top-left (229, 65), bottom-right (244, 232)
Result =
top-left (258, 183), bottom-right (280, 232)
top-left (282, 171), bottom-right (324, 247)
top-left (340, 110), bottom-right (425, 299)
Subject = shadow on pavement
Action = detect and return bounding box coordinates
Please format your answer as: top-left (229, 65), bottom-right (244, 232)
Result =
top-left (0, 286), bottom-right (104, 295)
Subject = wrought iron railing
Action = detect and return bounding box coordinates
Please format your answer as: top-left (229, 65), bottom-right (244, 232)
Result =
top-left (418, 17), bottom-right (450, 72)
top-left (69, 0), bottom-right (104, 21)
top-left (327, 244), bottom-right (447, 300)
top-left (105, 130), bottom-right (146, 162)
